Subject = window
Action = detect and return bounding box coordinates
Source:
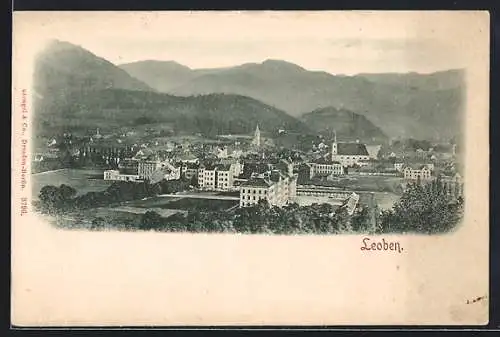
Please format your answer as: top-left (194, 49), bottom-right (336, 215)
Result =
top-left (253, 196), bottom-right (256, 200)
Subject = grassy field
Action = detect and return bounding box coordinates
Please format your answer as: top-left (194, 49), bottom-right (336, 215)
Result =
top-left (372, 192), bottom-right (400, 210)
top-left (314, 175), bottom-right (404, 193)
top-left (32, 169), bottom-right (113, 199)
top-left (216, 191), bottom-right (240, 197)
top-left (163, 198), bottom-right (239, 211)
top-left (123, 196), bottom-right (182, 208)
top-left (121, 196), bottom-right (237, 211)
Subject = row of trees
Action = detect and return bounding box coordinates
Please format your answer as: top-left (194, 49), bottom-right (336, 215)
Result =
top-left (38, 176), bottom-right (464, 235)
top-left (95, 200), bottom-right (373, 235)
top-left (36, 178), bottom-right (191, 215)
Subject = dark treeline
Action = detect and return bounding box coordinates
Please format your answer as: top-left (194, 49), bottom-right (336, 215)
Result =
top-left (377, 177), bottom-right (464, 234)
top-left (36, 179), bottom-right (190, 214)
top-left (91, 200), bottom-right (373, 235)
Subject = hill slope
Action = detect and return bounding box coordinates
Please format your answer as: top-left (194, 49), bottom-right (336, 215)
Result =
top-left (34, 40), bottom-right (153, 95)
top-left (36, 89), bottom-right (309, 137)
top-left (119, 60), bottom-right (200, 92)
top-left (358, 69), bottom-right (464, 91)
top-left (300, 107), bottom-right (388, 143)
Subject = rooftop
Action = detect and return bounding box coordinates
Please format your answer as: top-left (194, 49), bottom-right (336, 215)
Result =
top-left (216, 164), bottom-right (232, 171)
top-left (241, 178), bottom-right (272, 188)
top-left (336, 143), bottom-right (369, 156)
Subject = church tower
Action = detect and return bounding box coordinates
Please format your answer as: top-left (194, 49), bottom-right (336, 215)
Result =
top-left (252, 124), bottom-right (261, 147)
top-left (332, 130), bottom-right (338, 156)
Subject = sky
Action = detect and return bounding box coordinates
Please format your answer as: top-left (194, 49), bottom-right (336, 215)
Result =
top-left (14, 11), bottom-right (485, 75)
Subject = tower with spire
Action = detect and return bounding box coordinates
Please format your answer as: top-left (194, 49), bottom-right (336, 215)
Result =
top-left (252, 124), bottom-right (261, 147)
top-left (332, 129), bottom-right (338, 156)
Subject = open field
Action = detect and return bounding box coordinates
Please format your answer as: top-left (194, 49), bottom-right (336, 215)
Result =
top-left (313, 175), bottom-right (404, 193)
top-left (32, 169), bottom-right (113, 199)
top-left (163, 198), bottom-right (238, 211)
top-left (107, 206), bottom-right (184, 218)
top-left (372, 192), bottom-right (400, 210)
top-left (120, 195), bottom-right (237, 212)
top-left (123, 196), bottom-right (182, 208)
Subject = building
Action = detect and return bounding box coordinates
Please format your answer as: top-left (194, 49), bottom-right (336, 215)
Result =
top-left (403, 165), bottom-right (432, 181)
top-left (415, 148), bottom-right (429, 160)
top-left (198, 163), bottom-right (238, 191)
top-left (177, 154), bottom-right (199, 164)
top-left (138, 160), bottom-right (162, 180)
top-left (239, 161), bottom-right (297, 208)
top-left (198, 164), bottom-right (217, 190)
top-left (239, 170), bottom-right (298, 208)
top-left (308, 158), bottom-right (344, 178)
top-left (181, 162), bottom-right (200, 180)
top-left (215, 146), bottom-right (229, 159)
top-left (365, 144), bottom-right (382, 159)
top-left (215, 164), bottom-right (234, 190)
top-left (149, 162), bottom-right (181, 184)
top-left (218, 158), bottom-right (243, 177)
top-left (396, 161), bottom-right (434, 173)
top-left (441, 173), bottom-right (464, 197)
top-left (331, 140), bottom-right (370, 167)
top-left (103, 170), bottom-right (140, 182)
top-left (394, 162), bottom-right (405, 172)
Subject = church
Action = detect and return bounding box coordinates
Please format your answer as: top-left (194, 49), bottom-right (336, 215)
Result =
top-left (331, 133), bottom-right (370, 167)
top-left (251, 124), bottom-right (261, 148)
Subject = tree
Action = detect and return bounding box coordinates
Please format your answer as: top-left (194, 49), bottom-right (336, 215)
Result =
top-left (59, 184), bottom-right (77, 200)
top-left (351, 206), bottom-right (371, 233)
top-left (38, 184), bottom-right (76, 213)
top-left (140, 211), bottom-right (163, 231)
top-left (379, 179), bottom-right (464, 234)
top-left (90, 217), bottom-right (105, 230)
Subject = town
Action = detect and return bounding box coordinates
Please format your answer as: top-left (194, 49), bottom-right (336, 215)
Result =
top-left (32, 122), bottom-right (464, 234)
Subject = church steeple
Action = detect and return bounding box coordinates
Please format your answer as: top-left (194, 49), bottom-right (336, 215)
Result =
top-left (252, 124), bottom-right (261, 147)
top-left (332, 129), bottom-right (338, 156)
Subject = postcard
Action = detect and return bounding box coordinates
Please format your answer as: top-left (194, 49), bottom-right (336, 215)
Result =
top-left (11, 11), bottom-right (489, 326)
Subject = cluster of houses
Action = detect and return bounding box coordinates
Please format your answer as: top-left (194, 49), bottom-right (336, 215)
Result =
top-left (294, 137), bottom-right (463, 196)
top-left (100, 125), bottom-right (300, 208)
top-left (39, 125), bottom-right (463, 206)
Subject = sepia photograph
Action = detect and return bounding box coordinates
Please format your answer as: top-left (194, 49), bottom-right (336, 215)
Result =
top-left (11, 11), bottom-right (489, 326)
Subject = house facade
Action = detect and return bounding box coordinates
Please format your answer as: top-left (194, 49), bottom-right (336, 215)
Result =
top-left (198, 163), bottom-right (238, 191)
top-left (331, 141), bottom-right (370, 167)
top-left (403, 165), bottom-right (432, 181)
top-left (308, 159), bottom-right (344, 177)
top-left (103, 170), bottom-right (141, 182)
top-left (239, 169), bottom-right (298, 208)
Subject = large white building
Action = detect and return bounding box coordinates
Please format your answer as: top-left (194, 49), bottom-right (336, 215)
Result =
top-left (138, 160), bottom-right (162, 180)
top-left (103, 170), bottom-right (140, 182)
top-left (137, 160), bottom-right (181, 181)
top-left (331, 140), bottom-right (370, 167)
top-left (308, 158), bottom-right (344, 177)
top-left (403, 165), bottom-right (432, 181)
top-left (239, 161), bottom-right (297, 208)
top-left (198, 163), bottom-right (238, 191)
